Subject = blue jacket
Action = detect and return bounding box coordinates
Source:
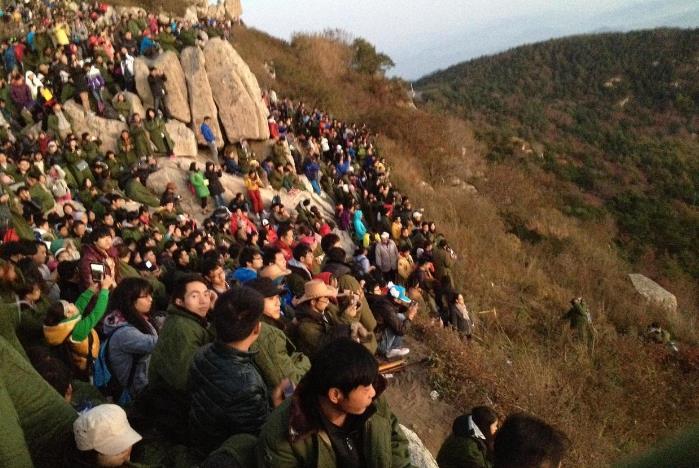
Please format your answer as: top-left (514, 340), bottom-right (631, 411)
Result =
top-left (139, 36), bottom-right (157, 55)
top-left (230, 267), bottom-right (257, 284)
top-left (103, 311), bottom-right (158, 397)
top-left (200, 123), bottom-right (215, 143)
top-left (336, 159), bottom-right (351, 176)
top-left (303, 160), bottom-right (320, 181)
top-left (353, 210), bottom-right (367, 238)
top-left (4, 47), bottom-right (16, 71)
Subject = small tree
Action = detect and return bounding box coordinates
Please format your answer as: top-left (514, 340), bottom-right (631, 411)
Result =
top-left (351, 38), bottom-right (395, 76)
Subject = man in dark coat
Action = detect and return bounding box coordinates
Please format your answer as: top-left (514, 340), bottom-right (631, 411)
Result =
top-left (188, 286), bottom-right (286, 455)
top-left (147, 67), bottom-right (170, 119)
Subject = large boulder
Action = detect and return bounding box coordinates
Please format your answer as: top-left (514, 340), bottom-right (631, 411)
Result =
top-left (628, 274), bottom-right (678, 313)
top-left (63, 100), bottom-right (127, 153)
top-left (401, 425), bottom-right (439, 468)
top-left (133, 58), bottom-right (153, 109)
top-left (184, 6), bottom-right (198, 23)
top-left (203, 38), bottom-right (270, 141)
top-left (134, 52), bottom-right (191, 123)
top-left (179, 47), bottom-right (224, 148)
top-left (206, 4), bottom-right (226, 20)
top-left (165, 120), bottom-right (197, 156)
top-left (224, 0), bottom-right (243, 20)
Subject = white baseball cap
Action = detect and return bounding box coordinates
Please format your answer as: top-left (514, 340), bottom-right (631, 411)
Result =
top-left (73, 404), bottom-right (142, 456)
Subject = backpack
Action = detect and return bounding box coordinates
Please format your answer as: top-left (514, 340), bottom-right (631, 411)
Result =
top-left (93, 326), bottom-right (141, 405)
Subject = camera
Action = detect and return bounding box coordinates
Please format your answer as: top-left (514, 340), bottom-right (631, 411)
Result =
top-left (90, 263), bottom-right (105, 283)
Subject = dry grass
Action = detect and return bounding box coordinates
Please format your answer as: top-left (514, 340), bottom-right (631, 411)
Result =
top-left (78, 8), bottom-right (698, 463)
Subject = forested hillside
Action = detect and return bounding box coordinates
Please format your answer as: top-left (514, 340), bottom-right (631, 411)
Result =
top-left (416, 29), bottom-right (699, 280)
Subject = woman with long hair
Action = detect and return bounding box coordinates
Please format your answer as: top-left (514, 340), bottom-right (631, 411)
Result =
top-left (447, 290), bottom-right (474, 339)
top-left (437, 406), bottom-right (499, 468)
top-left (102, 277), bottom-right (158, 401)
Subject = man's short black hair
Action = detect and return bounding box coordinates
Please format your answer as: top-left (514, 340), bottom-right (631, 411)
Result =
top-left (211, 287), bottom-right (264, 343)
top-left (238, 246), bottom-right (260, 268)
top-left (199, 256), bottom-right (221, 277)
top-left (320, 233), bottom-right (340, 253)
top-left (293, 243), bottom-right (312, 261)
top-left (494, 413), bottom-right (569, 468)
top-left (171, 273), bottom-right (207, 303)
top-left (299, 338), bottom-right (378, 398)
top-left (90, 225), bottom-right (111, 242)
top-left (277, 225), bottom-right (294, 240)
top-left (262, 246), bottom-right (281, 266)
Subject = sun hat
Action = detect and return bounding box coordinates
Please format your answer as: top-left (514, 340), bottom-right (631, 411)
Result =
top-left (387, 282), bottom-right (411, 304)
top-left (297, 279), bottom-right (338, 304)
top-left (73, 404), bottom-right (142, 456)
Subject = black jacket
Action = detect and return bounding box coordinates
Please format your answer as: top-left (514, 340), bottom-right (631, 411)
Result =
top-left (188, 341), bottom-right (270, 453)
top-left (366, 294), bottom-right (411, 337)
top-left (205, 168), bottom-right (225, 196)
top-left (148, 74), bottom-right (167, 97)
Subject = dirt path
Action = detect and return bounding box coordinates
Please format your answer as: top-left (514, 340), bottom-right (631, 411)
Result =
top-left (383, 336), bottom-right (455, 456)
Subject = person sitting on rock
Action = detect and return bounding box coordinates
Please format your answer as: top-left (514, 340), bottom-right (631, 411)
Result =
top-left (129, 113), bottom-right (154, 160)
top-left (144, 107), bottom-right (175, 158)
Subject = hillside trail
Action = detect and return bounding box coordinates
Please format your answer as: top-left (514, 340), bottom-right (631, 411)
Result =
top-left (383, 335), bottom-right (455, 455)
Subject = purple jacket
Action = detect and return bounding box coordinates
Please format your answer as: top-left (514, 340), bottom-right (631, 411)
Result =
top-left (10, 82), bottom-right (32, 108)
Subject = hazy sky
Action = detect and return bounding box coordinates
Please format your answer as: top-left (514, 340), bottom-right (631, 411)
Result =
top-left (242, 0), bottom-right (699, 79)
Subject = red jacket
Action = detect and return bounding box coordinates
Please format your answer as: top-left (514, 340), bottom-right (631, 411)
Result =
top-left (78, 244), bottom-right (119, 289)
top-left (274, 239), bottom-right (294, 261)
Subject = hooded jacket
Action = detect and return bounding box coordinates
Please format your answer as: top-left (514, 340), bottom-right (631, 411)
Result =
top-left (43, 288), bottom-right (109, 372)
top-left (353, 210), bottom-right (367, 239)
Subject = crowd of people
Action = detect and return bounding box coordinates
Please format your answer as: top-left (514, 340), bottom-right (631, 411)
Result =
top-left (0, 1), bottom-right (574, 467)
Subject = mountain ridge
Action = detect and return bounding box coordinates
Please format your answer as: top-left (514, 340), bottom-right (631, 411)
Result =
top-left (415, 28), bottom-right (699, 282)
